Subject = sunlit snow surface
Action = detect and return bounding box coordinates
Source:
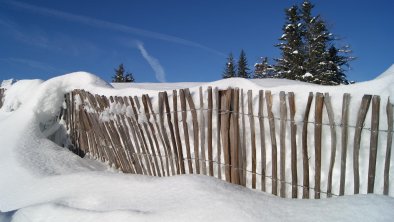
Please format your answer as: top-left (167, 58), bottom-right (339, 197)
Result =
top-left (1, 65), bottom-right (394, 221)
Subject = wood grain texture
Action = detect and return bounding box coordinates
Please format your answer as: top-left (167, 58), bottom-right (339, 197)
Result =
top-left (265, 90), bottom-right (277, 195)
top-left (248, 90), bottom-right (257, 189)
top-left (288, 92), bottom-right (297, 198)
top-left (279, 91), bottom-right (287, 197)
top-left (314, 92), bottom-right (324, 199)
top-left (353, 95), bottom-right (372, 194)
top-left (302, 92), bottom-right (313, 199)
top-left (339, 93), bottom-right (350, 195)
top-left (368, 96), bottom-right (380, 193)
top-left (324, 93), bottom-right (337, 197)
top-left (384, 98), bottom-right (393, 195)
top-left (258, 90), bottom-right (266, 191)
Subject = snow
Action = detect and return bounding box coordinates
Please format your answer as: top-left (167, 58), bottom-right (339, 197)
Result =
top-left (302, 72), bottom-right (313, 78)
top-left (1, 66), bottom-right (394, 221)
top-left (0, 79), bottom-right (15, 89)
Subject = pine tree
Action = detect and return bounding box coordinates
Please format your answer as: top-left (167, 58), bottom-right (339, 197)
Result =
top-left (253, 57), bottom-right (275, 78)
top-left (222, 53), bottom-right (237, 79)
top-left (112, 64), bottom-right (125, 82)
top-left (320, 45), bottom-right (352, 85)
top-left (275, 1), bottom-right (353, 85)
top-left (274, 5), bottom-right (305, 80)
top-left (112, 64), bottom-right (135, 83)
top-left (300, 1), bottom-right (332, 83)
top-left (125, 72), bottom-right (135, 82)
top-left (237, 49), bottom-right (250, 78)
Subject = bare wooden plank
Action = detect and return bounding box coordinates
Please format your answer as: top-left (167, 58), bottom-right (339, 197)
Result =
top-left (248, 90), bottom-right (257, 189)
top-left (368, 95), bottom-right (380, 193)
top-left (220, 89), bottom-right (232, 182)
top-left (279, 91), bottom-right (287, 197)
top-left (288, 92), bottom-right (297, 198)
top-left (258, 90), bottom-right (266, 192)
top-left (353, 95), bottom-right (372, 194)
top-left (163, 91), bottom-right (180, 175)
top-left (157, 93), bottom-right (176, 175)
top-left (173, 90), bottom-right (185, 174)
top-left (265, 90), bottom-right (277, 195)
top-left (199, 87), bottom-right (207, 175)
top-left (180, 89), bottom-right (193, 174)
top-left (215, 88), bottom-right (222, 179)
top-left (302, 92), bottom-right (313, 199)
top-left (384, 98), bottom-right (393, 195)
top-left (241, 89), bottom-right (247, 186)
top-left (207, 87), bottom-right (214, 177)
top-left (314, 92), bottom-right (324, 199)
top-left (185, 88), bottom-right (200, 174)
top-left (231, 88), bottom-right (240, 185)
top-left (324, 93), bottom-right (337, 197)
top-left (339, 93), bottom-right (351, 195)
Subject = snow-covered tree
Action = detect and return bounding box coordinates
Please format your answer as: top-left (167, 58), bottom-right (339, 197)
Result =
top-left (222, 53), bottom-right (237, 79)
top-left (275, 0), bottom-right (354, 85)
top-left (319, 45), bottom-right (353, 85)
top-left (237, 50), bottom-right (250, 78)
top-left (274, 5), bottom-right (305, 80)
top-left (253, 57), bottom-right (275, 78)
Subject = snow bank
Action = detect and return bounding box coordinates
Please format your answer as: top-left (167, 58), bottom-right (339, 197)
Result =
top-left (1, 66), bottom-right (394, 221)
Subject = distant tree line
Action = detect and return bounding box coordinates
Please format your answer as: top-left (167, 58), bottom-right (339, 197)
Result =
top-left (222, 0), bottom-right (354, 85)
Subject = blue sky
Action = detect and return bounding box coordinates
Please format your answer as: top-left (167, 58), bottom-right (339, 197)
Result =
top-left (0, 0), bottom-right (393, 83)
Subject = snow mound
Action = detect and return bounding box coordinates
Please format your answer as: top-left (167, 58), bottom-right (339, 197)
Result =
top-left (1, 66), bottom-right (394, 221)
top-left (375, 64), bottom-right (394, 80)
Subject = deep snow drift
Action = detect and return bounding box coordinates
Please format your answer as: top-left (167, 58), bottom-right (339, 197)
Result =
top-left (0, 65), bottom-right (394, 221)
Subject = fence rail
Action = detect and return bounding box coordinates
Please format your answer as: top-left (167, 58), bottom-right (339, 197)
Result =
top-left (60, 87), bottom-right (393, 199)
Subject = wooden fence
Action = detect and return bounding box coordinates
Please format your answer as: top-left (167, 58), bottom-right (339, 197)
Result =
top-left (60, 87), bottom-right (393, 199)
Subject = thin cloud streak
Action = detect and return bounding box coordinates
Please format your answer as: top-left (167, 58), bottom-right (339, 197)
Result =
top-left (4, 0), bottom-right (225, 57)
top-left (136, 42), bottom-right (166, 83)
top-left (0, 57), bottom-right (65, 73)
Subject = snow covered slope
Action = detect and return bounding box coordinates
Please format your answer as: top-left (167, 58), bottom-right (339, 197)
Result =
top-left (1, 66), bottom-right (394, 221)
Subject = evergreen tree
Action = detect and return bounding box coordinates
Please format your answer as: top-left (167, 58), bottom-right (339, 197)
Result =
top-left (222, 53), bottom-right (236, 78)
top-left (237, 49), bottom-right (250, 78)
top-left (124, 72), bottom-right (135, 82)
top-left (112, 64), bottom-right (125, 82)
top-left (320, 45), bottom-right (352, 85)
top-left (300, 1), bottom-right (332, 83)
top-left (274, 5), bottom-right (305, 80)
top-left (253, 57), bottom-right (275, 78)
top-left (112, 64), bottom-right (135, 83)
top-left (275, 0), bottom-right (353, 85)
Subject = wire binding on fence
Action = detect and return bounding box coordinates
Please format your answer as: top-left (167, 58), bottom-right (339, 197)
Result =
top-left (84, 142), bottom-right (339, 198)
top-left (90, 105), bottom-right (394, 134)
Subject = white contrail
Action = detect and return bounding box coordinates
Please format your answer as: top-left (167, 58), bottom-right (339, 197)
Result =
top-left (4, 0), bottom-right (225, 57)
top-left (136, 42), bottom-right (166, 83)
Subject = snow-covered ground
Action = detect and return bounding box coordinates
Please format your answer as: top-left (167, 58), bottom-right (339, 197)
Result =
top-left (1, 65), bottom-right (394, 221)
